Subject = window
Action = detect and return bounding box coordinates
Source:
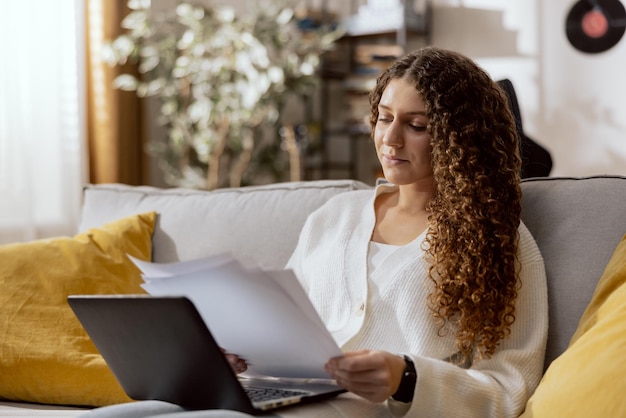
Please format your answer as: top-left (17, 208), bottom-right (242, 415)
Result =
top-left (0, 0), bottom-right (86, 243)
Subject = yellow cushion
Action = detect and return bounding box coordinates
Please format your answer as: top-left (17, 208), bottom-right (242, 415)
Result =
top-left (520, 234), bottom-right (626, 417)
top-left (0, 212), bottom-right (156, 407)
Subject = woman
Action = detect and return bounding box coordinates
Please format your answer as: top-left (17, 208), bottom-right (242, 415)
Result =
top-left (82, 46), bottom-right (547, 418)
top-left (281, 46), bottom-right (548, 417)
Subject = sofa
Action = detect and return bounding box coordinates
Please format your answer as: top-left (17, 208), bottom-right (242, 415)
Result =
top-left (1, 175), bottom-right (625, 417)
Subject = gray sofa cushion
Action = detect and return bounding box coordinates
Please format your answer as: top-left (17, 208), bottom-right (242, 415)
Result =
top-left (520, 175), bottom-right (626, 368)
top-left (79, 180), bottom-right (370, 270)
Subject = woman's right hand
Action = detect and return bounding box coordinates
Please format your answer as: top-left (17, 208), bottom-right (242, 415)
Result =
top-left (324, 350), bottom-right (407, 403)
top-left (221, 348), bottom-right (248, 374)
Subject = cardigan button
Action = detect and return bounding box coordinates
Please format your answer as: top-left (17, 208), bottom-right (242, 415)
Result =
top-left (355, 302), bottom-right (365, 316)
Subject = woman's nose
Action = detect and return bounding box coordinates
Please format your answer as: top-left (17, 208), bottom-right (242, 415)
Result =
top-left (383, 121), bottom-right (403, 148)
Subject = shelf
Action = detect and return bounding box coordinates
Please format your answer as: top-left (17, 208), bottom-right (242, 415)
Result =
top-left (306, 1), bottom-right (432, 183)
top-left (342, 18), bottom-right (429, 39)
top-left (341, 1), bottom-right (430, 39)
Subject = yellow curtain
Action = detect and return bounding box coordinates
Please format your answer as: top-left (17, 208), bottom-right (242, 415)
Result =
top-left (85, 0), bottom-right (147, 185)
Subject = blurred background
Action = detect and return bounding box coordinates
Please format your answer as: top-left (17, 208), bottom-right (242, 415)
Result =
top-left (1, 0), bottom-right (625, 243)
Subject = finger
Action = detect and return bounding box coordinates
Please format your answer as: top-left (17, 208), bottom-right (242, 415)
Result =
top-left (325, 352), bottom-right (378, 382)
top-left (326, 349), bottom-right (370, 367)
top-left (333, 365), bottom-right (389, 386)
top-left (338, 349), bottom-right (371, 358)
top-left (332, 376), bottom-right (388, 403)
top-left (233, 359), bottom-right (247, 374)
top-left (335, 351), bottom-right (385, 373)
top-left (329, 352), bottom-right (404, 402)
top-left (224, 354), bottom-right (248, 373)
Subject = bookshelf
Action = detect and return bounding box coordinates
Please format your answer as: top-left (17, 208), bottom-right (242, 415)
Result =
top-left (306, 0), bottom-right (432, 184)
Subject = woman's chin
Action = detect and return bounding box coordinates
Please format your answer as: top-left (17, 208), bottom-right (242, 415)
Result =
top-left (381, 165), bottom-right (407, 179)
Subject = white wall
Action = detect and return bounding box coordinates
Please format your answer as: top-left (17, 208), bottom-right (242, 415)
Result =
top-left (432, 0), bottom-right (626, 177)
top-left (541, 0), bottom-right (626, 176)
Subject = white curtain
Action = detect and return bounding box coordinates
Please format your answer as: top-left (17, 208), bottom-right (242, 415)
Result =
top-left (0, 0), bottom-right (87, 244)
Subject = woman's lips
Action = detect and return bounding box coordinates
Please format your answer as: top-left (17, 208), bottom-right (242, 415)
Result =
top-left (382, 155), bottom-right (408, 165)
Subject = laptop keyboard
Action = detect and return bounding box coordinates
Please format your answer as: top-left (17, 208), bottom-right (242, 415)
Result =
top-left (245, 386), bottom-right (308, 402)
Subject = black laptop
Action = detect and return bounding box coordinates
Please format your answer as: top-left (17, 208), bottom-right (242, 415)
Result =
top-left (67, 295), bottom-right (345, 414)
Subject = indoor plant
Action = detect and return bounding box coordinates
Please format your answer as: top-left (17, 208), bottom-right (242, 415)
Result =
top-left (104, 0), bottom-right (341, 189)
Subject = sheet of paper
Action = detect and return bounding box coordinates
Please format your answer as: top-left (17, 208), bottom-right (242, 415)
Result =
top-left (264, 269), bottom-right (332, 337)
top-left (134, 255), bottom-right (342, 379)
top-left (128, 253), bottom-right (233, 278)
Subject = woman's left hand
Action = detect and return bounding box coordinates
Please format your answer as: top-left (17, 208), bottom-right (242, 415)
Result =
top-left (220, 348), bottom-right (248, 374)
top-left (324, 350), bottom-right (407, 403)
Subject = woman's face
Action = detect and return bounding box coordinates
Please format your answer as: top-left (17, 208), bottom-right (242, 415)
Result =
top-left (374, 77), bottom-right (433, 186)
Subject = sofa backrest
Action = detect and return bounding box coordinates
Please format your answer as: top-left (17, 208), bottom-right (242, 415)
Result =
top-left (79, 179), bottom-right (370, 270)
top-left (520, 175), bottom-right (626, 369)
top-left (79, 176), bottom-right (626, 372)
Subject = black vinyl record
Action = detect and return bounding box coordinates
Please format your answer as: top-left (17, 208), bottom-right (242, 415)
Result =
top-left (565, 0), bottom-right (626, 53)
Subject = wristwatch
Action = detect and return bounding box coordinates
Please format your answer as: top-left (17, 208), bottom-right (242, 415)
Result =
top-left (391, 355), bottom-right (417, 403)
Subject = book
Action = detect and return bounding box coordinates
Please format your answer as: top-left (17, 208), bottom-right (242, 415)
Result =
top-left (128, 254), bottom-right (342, 380)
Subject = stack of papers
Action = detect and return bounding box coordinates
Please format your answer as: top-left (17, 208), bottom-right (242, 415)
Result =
top-left (129, 254), bottom-right (342, 380)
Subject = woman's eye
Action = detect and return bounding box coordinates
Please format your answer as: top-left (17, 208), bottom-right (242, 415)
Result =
top-left (409, 124), bottom-right (427, 132)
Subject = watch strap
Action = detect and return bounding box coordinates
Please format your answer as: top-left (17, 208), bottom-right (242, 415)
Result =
top-left (391, 355), bottom-right (417, 403)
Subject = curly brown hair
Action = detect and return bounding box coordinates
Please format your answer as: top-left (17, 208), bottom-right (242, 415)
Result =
top-left (369, 46), bottom-right (522, 363)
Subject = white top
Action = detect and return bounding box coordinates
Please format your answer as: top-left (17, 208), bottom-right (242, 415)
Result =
top-left (368, 240), bottom-right (402, 307)
top-left (284, 183), bottom-right (548, 418)
top-left (368, 241), bottom-right (400, 272)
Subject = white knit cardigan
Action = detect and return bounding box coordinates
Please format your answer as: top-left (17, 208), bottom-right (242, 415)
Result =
top-left (282, 184), bottom-right (548, 418)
